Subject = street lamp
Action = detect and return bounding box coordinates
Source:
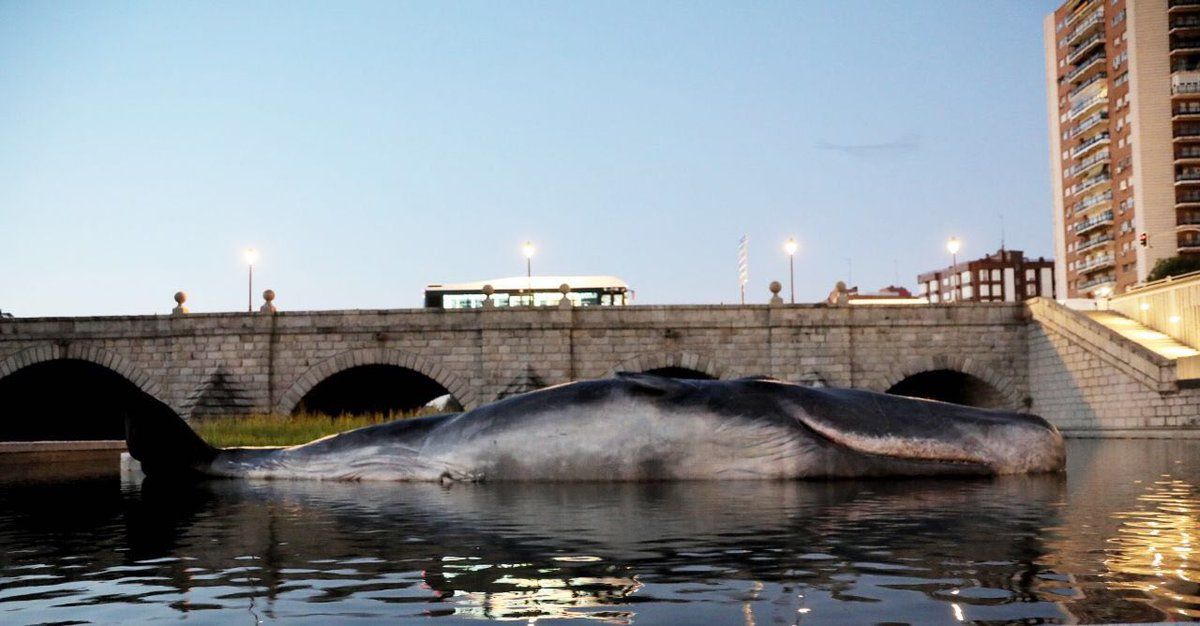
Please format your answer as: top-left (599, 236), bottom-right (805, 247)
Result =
top-left (522, 241), bottom-right (535, 306)
top-left (243, 248), bottom-right (258, 313)
top-left (784, 238), bottom-right (799, 304)
top-left (946, 237), bottom-right (961, 303)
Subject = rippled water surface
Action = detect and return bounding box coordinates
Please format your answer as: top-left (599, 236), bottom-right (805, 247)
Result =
top-left (4, 440), bottom-right (1200, 624)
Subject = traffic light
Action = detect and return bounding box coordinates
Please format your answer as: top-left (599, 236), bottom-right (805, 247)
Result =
top-left (1139, 232), bottom-right (1148, 247)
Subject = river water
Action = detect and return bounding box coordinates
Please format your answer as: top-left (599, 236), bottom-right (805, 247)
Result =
top-left (2, 439), bottom-right (1200, 625)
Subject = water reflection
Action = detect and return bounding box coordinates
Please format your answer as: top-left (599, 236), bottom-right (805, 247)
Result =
top-left (3, 440), bottom-right (1200, 624)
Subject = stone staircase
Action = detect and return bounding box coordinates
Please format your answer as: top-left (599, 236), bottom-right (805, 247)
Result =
top-left (1082, 311), bottom-right (1200, 361)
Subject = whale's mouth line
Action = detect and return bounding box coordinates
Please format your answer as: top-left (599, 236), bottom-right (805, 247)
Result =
top-left (793, 416), bottom-right (993, 470)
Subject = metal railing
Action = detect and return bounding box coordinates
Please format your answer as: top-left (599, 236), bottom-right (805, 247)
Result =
top-left (1066, 53), bottom-right (1107, 83)
top-left (1077, 254), bottom-right (1116, 273)
top-left (1073, 189), bottom-right (1114, 214)
top-left (1070, 173), bottom-right (1112, 196)
top-left (1079, 275), bottom-right (1116, 291)
top-left (1067, 149), bottom-right (1110, 177)
top-left (1076, 234), bottom-right (1115, 253)
top-left (1074, 210), bottom-right (1115, 233)
top-left (1070, 93), bottom-right (1108, 120)
top-left (1068, 32), bottom-right (1105, 64)
top-left (1068, 112), bottom-right (1108, 139)
top-left (1070, 132), bottom-right (1110, 158)
top-left (1070, 72), bottom-right (1108, 98)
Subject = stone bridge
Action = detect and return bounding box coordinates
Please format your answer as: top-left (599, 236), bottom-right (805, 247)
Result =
top-left (0, 300), bottom-right (1197, 439)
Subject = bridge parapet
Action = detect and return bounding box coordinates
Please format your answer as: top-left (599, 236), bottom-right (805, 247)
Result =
top-left (0, 304), bottom-right (1029, 418)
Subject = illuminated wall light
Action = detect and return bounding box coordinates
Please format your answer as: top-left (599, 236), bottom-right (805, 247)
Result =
top-left (1170, 315), bottom-right (1182, 323)
top-left (1140, 302), bottom-right (1151, 311)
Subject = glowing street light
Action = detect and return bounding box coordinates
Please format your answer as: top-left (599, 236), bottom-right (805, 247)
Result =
top-left (522, 241), bottom-right (535, 306)
top-left (784, 237), bottom-right (799, 304)
top-left (244, 247), bottom-right (258, 313)
top-left (946, 237), bottom-right (961, 302)
top-left (522, 241), bottom-right (536, 275)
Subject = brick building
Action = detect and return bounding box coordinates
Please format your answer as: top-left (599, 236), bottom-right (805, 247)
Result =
top-left (918, 249), bottom-right (1056, 303)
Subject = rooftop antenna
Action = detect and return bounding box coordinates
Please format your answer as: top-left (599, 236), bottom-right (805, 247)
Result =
top-left (999, 213), bottom-right (1006, 253)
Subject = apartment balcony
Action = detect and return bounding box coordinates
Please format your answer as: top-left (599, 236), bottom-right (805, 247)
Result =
top-left (1072, 189), bottom-right (1114, 215)
top-left (1067, 32), bottom-right (1105, 65)
top-left (1178, 189), bottom-right (1200, 207)
top-left (1178, 173), bottom-right (1200, 185)
top-left (1076, 234), bottom-right (1115, 254)
top-left (1173, 38), bottom-right (1200, 56)
top-left (1068, 11), bottom-right (1104, 45)
top-left (1070, 132), bottom-right (1110, 159)
top-left (1069, 172), bottom-right (1112, 197)
top-left (1171, 16), bottom-right (1200, 33)
top-left (1068, 112), bottom-right (1109, 139)
top-left (1074, 210), bottom-right (1115, 235)
top-left (1078, 275), bottom-right (1116, 294)
top-left (1066, 53), bottom-right (1107, 83)
top-left (1069, 93), bottom-right (1108, 120)
top-left (1176, 124), bottom-right (1200, 141)
top-left (1066, 149), bottom-right (1110, 177)
top-left (1066, 0), bottom-right (1100, 25)
top-left (1179, 234), bottom-right (1200, 251)
top-left (1173, 71), bottom-right (1200, 94)
top-left (1171, 0), bottom-right (1200, 11)
top-left (1076, 254), bottom-right (1117, 274)
top-left (1069, 72), bottom-right (1107, 99)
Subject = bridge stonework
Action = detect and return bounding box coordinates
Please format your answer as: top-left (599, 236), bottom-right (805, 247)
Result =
top-left (0, 300), bottom-right (1196, 435)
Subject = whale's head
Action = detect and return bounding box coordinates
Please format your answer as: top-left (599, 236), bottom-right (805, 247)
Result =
top-left (612, 373), bottom-right (1065, 475)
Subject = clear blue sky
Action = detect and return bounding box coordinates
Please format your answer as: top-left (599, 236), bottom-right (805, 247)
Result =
top-left (1, 1), bottom-right (1062, 315)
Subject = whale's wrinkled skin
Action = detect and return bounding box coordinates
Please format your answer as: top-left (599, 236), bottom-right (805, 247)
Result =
top-left (126, 373), bottom-right (1065, 481)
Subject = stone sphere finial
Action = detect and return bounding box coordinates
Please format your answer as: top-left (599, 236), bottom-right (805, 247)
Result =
top-left (259, 289), bottom-right (277, 314)
top-left (559, 283), bottom-right (571, 294)
top-left (768, 281), bottom-right (783, 306)
top-left (175, 291), bottom-right (186, 304)
top-left (835, 280), bottom-right (847, 291)
top-left (172, 291), bottom-right (188, 316)
top-left (482, 284), bottom-right (495, 296)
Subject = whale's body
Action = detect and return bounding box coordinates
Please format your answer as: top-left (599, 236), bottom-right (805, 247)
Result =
top-left (127, 373), bottom-right (1065, 481)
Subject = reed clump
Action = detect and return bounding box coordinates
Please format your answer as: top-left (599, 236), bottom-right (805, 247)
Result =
top-left (192, 408), bottom-right (444, 448)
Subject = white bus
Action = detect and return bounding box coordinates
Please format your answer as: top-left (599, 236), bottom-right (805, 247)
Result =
top-left (424, 276), bottom-right (632, 309)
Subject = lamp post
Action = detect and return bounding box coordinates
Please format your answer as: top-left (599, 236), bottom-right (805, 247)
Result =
top-left (946, 237), bottom-right (961, 303)
top-left (784, 237), bottom-right (798, 305)
top-left (243, 248), bottom-right (259, 312)
top-left (522, 241), bottom-right (535, 306)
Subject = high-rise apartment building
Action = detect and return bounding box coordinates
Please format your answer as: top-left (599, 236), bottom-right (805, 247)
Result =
top-left (1045, 0), bottom-right (1200, 299)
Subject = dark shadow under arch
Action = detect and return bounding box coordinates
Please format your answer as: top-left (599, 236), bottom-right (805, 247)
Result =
top-left (0, 359), bottom-right (171, 441)
top-left (886, 369), bottom-right (1008, 409)
top-left (642, 367), bottom-right (716, 380)
top-left (294, 364), bottom-right (458, 416)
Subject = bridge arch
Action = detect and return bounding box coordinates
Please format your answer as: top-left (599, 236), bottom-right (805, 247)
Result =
top-left (0, 343), bottom-right (165, 402)
top-left (275, 348), bottom-right (475, 415)
top-left (0, 344), bottom-right (172, 440)
top-left (877, 354), bottom-right (1021, 410)
top-left (607, 352), bottom-right (724, 380)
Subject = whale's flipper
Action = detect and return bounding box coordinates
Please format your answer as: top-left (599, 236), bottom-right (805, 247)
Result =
top-left (125, 398), bottom-right (217, 477)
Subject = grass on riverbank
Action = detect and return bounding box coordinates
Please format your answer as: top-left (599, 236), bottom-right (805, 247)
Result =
top-left (192, 408), bottom-right (444, 448)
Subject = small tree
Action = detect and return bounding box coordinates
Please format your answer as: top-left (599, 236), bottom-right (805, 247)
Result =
top-left (1147, 255), bottom-right (1200, 281)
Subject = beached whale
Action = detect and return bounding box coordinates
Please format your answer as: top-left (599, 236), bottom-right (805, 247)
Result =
top-left (125, 373), bottom-right (1065, 481)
